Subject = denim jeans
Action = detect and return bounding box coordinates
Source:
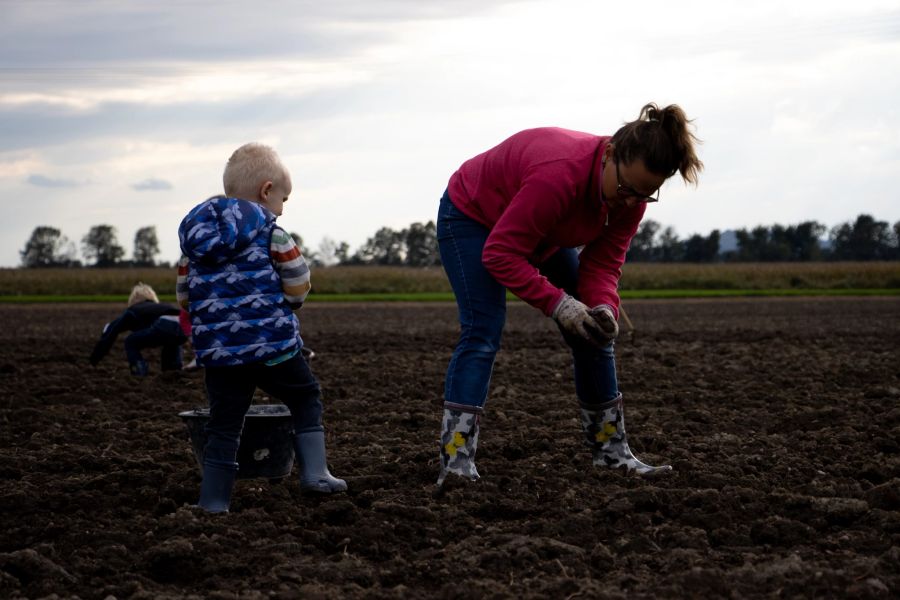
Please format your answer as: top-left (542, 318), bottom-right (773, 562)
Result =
top-left (124, 317), bottom-right (187, 370)
top-left (436, 189), bottom-right (618, 410)
top-left (202, 353), bottom-right (324, 463)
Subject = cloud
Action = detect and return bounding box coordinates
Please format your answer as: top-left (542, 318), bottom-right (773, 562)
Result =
top-left (132, 178), bottom-right (173, 191)
top-left (26, 174), bottom-right (82, 188)
top-left (0, 86), bottom-right (365, 152)
top-left (0, 2), bottom-right (513, 68)
top-left (1, 0), bottom-right (898, 269)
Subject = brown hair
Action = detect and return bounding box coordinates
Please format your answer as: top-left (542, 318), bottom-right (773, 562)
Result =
top-left (610, 103), bottom-right (703, 185)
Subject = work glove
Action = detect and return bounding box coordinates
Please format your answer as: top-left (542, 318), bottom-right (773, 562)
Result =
top-left (552, 295), bottom-right (611, 348)
top-left (588, 304), bottom-right (619, 341)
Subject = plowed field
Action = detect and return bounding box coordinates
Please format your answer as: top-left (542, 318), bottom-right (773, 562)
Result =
top-left (1, 298), bottom-right (898, 599)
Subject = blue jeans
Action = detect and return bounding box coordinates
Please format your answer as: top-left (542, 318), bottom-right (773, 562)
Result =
top-left (202, 353), bottom-right (324, 463)
top-left (124, 317), bottom-right (187, 371)
top-left (436, 189), bottom-right (618, 410)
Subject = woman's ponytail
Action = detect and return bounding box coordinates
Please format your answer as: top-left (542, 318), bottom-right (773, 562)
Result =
top-left (611, 102), bottom-right (704, 186)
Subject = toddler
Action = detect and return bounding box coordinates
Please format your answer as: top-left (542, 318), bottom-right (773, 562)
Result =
top-left (177, 143), bottom-right (346, 512)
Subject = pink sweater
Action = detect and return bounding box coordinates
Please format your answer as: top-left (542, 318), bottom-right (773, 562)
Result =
top-left (448, 127), bottom-right (645, 318)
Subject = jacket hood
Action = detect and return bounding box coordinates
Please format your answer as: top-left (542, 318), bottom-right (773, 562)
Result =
top-left (179, 196), bottom-right (274, 264)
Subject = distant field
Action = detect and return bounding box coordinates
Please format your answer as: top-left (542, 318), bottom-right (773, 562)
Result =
top-left (0, 262), bottom-right (898, 300)
top-left (0, 266), bottom-right (451, 298)
top-left (619, 262), bottom-right (900, 290)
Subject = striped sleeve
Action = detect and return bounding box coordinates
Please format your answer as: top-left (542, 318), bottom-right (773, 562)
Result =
top-left (176, 255), bottom-right (190, 310)
top-left (270, 226), bottom-right (311, 308)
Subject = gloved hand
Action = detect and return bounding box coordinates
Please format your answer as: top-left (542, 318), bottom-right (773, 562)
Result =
top-left (588, 304), bottom-right (619, 341)
top-left (552, 295), bottom-right (610, 347)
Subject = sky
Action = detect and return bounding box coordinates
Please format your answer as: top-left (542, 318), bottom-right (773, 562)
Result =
top-left (1, 0), bottom-right (899, 267)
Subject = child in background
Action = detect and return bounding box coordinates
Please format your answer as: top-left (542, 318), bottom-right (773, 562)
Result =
top-left (89, 282), bottom-right (188, 376)
top-left (177, 142), bottom-right (346, 513)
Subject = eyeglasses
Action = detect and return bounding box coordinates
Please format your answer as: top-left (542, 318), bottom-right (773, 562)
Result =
top-left (615, 159), bottom-right (660, 203)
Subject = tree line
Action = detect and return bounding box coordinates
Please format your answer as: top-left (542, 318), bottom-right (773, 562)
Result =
top-left (18, 221), bottom-right (442, 269)
top-left (628, 214), bottom-right (900, 262)
top-left (20, 225), bottom-right (163, 268)
top-left (18, 213), bottom-right (900, 269)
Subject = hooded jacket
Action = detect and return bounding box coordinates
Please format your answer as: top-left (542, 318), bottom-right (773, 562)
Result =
top-left (178, 196), bottom-right (300, 367)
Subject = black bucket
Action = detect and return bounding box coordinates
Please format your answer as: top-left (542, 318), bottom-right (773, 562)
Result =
top-left (179, 404), bottom-right (295, 480)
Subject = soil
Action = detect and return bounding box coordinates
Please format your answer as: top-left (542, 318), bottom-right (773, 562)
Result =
top-left (1, 298), bottom-right (899, 599)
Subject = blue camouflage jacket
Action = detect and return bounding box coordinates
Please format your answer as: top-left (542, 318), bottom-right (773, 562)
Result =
top-left (178, 196), bottom-right (301, 367)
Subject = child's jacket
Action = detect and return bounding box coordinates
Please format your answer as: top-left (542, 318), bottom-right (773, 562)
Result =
top-left (178, 196), bottom-right (301, 367)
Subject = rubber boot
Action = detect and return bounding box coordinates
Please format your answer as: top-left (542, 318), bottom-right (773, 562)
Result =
top-left (293, 430), bottom-right (347, 493)
top-left (197, 458), bottom-right (239, 513)
top-left (580, 393), bottom-right (672, 476)
top-left (129, 359), bottom-right (149, 376)
top-left (437, 403), bottom-right (481, 487)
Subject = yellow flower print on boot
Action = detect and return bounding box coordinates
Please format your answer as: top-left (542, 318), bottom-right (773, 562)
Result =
top-left (595, 421), bottom-right (617, 444)
top-left (445, 431), bottom-right (466, 457)
top-left (437, 407), bottom-right (481, 486)
top-left (579, 394), bottom-right (672, 477)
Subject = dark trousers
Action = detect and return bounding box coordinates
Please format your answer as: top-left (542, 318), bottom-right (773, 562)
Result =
top-left (124, 317), bottom-right (188, 370)
top-left (202, 353), bottom-right (324, 463)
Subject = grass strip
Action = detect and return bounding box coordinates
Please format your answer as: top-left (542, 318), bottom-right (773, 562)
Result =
top-left (1, 288), bottom-right (898, 304)
top-left (619, 288), bottom-right (900, 299)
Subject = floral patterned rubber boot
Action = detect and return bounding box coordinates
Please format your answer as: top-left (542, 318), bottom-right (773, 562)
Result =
top-left (580, 393), bottom-right (672, 477)
top-left (437, 403), bottom-right (481, 487)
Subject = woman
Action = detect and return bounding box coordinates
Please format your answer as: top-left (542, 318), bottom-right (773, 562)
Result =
top-left (436, 103), bottom-right (703, 487)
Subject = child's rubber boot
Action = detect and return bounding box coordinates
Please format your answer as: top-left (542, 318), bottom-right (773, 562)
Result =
top-left (129, 359), bottom-right (149, 376)
top-left (293, 430), bottom-right (347, 493)
top-left (580, 393), bottom-right (672, 477)
top-left (436, 403), bottom-right (481, 488)
top-left (197, 458), bottom-right (239, 513)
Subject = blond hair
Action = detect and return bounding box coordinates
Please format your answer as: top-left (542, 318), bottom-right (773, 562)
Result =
top-left (128, 282), bottom-right (159, 307)
top-left (611, 103), bottom-right (704, 186)
top-left (223, 142), bottom-right (289, 200)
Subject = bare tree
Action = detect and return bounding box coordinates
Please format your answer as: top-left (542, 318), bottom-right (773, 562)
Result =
top-left (316, 237), bottom-right (343, 267)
